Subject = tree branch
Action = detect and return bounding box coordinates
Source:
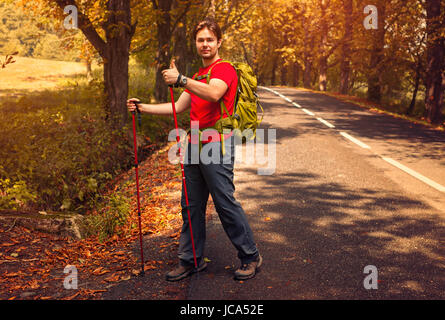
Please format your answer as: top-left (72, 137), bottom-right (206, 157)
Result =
top-left (54, 0), bottom-right (107, 58)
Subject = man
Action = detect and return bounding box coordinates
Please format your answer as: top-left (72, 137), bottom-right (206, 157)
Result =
top-left (127, 17), bottom-right (262, 281)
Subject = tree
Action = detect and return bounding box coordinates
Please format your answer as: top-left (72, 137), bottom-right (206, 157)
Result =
top-left (423, 0), bottom-right (445, 124)
top-left (26, 0), bottom-right (139, 129)
top-left (339, 0), bottom-right (353, 94)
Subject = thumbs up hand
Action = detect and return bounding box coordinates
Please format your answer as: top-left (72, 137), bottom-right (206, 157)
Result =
top-left (170, 59), bottom-right (177, 70)
top-left (162, 59), bottom-right (180, 86)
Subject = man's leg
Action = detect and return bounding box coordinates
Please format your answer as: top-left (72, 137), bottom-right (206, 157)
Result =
top-left (167, 142), bottom-right (209, 281)
top-left (178, 142), bottom-right (209, 267)
top-left (199, 136), bottom-right (260, 266)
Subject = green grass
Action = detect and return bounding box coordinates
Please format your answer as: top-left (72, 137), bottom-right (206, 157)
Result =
top-left (0, 57), bottom-right (189, 214)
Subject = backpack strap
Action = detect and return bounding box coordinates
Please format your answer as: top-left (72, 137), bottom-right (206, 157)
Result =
top-left (193, 60), bottom-right (237, 155)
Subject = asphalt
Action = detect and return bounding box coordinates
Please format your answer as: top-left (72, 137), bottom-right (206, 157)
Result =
top-left (105, 86), bottom-right (445, 300)
top-left (185, 87), bottom-right (445, 299)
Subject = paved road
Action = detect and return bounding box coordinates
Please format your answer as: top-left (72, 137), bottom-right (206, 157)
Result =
top-left (185, 87), bottom-right (445, 299)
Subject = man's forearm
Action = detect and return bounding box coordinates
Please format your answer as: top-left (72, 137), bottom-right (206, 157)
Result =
top-left (139, 102), bottom-right (173, 115)
top-left (183, 77), bottom-right (222, 103)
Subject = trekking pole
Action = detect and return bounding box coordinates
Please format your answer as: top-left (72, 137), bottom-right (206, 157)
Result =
top-left (130, 100), bottom-right (145, 276)
top-left (169, 86), bottom-right (198, 269)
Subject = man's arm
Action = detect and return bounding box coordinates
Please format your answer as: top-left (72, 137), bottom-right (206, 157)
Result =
top-left (183, 77), bottom-right (228, 103)
top-left (127, 91), bottom-right (191, 115)
top-left (162, 60), bottom-right (228, 102)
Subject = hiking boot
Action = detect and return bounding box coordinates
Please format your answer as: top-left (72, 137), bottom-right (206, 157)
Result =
top-left (234, 254), bottom-right (263, 280)
top-left (165, 260), bottom-right (207, 282)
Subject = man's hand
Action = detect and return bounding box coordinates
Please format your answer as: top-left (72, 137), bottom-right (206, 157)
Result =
top-left (127, 98), bottom-right (141, 113)
top-left (161, 59), bottom-right (180, 86)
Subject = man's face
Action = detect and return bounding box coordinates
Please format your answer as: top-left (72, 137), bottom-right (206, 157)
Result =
top-left (195, 27), bottom-right (221, 60)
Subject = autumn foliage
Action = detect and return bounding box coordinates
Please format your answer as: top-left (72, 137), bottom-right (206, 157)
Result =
top-left (0, 145), bottom-right (189, 300)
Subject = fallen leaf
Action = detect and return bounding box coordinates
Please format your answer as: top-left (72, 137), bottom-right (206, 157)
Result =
top-left (64, 292), bottom-right (80, 300)
top-left (29, 280), bottom-right (40, 290)
top-left (4, 272), bottom-right (20, 277)
top-left (92, 267), bottom-right (110, 275)
top-left (2, 243), bottom-right (16, 247)
top-left (144, 264), bottom-right (156, 271)
top-left (104, 273), bottom-right (121, 282)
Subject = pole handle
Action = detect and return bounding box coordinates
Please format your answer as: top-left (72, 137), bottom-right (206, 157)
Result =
top-left (131, 99), bottom-right (142, 128)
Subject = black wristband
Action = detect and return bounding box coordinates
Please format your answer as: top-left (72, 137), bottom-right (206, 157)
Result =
top-left (175, 74), bottom-right (182, 88)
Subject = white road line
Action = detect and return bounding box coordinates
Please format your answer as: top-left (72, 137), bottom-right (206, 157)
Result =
top-left (284, 97), bottom-right (293, 103)
top-left (339, 132), bottom-right (371, 149)
top-left (302, 108), bottom-right (315, 116)
top-left (316, 117), bottom-right (335, 128)
top-left (261, 86), bottom-right (445, 193)
top-left (381, 157), bottom-right (445, 193)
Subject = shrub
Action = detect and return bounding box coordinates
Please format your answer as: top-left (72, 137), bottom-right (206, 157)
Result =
top-left (84, 191), bottom-right (131, 242)
top-left (0, 83), bottom-right (131, 213)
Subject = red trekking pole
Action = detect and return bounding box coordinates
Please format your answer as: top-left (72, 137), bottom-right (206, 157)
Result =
top-left (169, 86), bottom-right (198, 269)
top-left (130, 100), bottom-right (145, 276)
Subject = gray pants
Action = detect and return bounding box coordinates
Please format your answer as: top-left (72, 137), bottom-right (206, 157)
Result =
top-left (178, 135), bottom-right (259, 266)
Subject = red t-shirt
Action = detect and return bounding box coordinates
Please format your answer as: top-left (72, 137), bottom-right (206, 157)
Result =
top-left (185, 59), bottom-right (237, 143)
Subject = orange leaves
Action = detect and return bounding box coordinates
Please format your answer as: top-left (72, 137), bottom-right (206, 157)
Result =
top-left (104, 273), bottom-right (121, 282)
top-left (28, 279), bottom-right (40, 290)
top-left (92, 267), bottom-right (110, 276)
top-left (0, 146), bottom-right (184, 300)
top-left (1, 242), bottom-right (18, 247)
top-left (4, 272), bottom-right (23, 278)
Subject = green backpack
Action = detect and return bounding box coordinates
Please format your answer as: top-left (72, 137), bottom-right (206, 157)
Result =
top-left (192, 60), bottom-right (264, 154)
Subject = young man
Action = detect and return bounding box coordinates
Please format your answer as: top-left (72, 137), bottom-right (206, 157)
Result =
top-left (127, 18), bottom-right (262, 281)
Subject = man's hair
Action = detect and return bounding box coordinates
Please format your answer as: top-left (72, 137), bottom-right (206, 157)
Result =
top-left (193, 17), bottom-right (222, 41)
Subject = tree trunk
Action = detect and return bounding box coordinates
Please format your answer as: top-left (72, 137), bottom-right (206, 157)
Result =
top-left (367, 2), bottom-right (386, 103)
top-left (339, 0), bottom-right (352, 94)
top-left (154, 0), bottom-right (174, 102)
top-left (54, 0), bottom-right (135, 129)
top-left (424, 0), bottom-right (444, 124)
top-left (271, 57), bottom-right (278, 85)
top-left (173, 6), bottom-right (188, 76)
top-left (292, 62), bottom-right (300, 87)
top-left (319, 56), bottom-right (327, 91)
top-left (85, 60), bottom-right (93, 81)
top-left (280, 62), bottom-right (287, 86)
top-left (318, 0), bottom-right (329, 92)
top-left (303, 58), bottom-right (312, 89)
top-left (407, 64), bottom-right (421, 116)
top-left (303, 21), bottom-right (313, 89)
top-left (103, 0), bottom-right (133, 128)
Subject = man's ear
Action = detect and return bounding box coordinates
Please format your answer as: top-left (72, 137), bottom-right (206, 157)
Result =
top-left (217, 38), bottom-right (222, 48)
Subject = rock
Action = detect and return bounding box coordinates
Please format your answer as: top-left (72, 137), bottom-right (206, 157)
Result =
top-left (0, 210), bottom-right (87, 239)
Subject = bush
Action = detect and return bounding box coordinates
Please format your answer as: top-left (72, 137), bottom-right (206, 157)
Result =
top-left (0, 81), bottom-right (131, 213)
top-left (84, 191), bottom-right (131, 242)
